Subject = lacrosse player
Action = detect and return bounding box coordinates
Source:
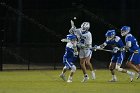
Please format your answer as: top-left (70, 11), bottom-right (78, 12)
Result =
top-left (93, 30), bottom-right (135, 82)
top-left (121, 26), bottom-right (140, 80)
top-left (59, 34), bottom-right (78, 83)
top-left (69, 20), bottom-right (96, 82)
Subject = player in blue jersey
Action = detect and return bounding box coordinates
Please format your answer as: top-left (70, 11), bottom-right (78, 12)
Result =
top-left (121, 26), bottom-right (140, 79)
top-left (59, 34), bottom-right (78, 82)
top-left (93, 30), bottom-right (135, 82)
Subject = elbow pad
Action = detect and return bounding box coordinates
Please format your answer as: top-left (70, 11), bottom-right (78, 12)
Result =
top-left (126, 41), bottom-right (131, 48)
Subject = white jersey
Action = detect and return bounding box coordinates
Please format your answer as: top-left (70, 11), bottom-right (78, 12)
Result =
top-left (74, 28), bottom-right (92, 58)
top-left (80, 31), bottom-right (92, 47)
top-left (74, 28), bottom-right (92, 48)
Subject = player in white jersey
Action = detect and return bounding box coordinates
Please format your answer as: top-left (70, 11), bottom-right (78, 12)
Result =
top-left (69, 20), bottom-right (95, 82)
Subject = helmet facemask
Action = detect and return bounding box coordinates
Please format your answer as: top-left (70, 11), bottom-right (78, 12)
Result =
top-left (67, 34), bottom-right (77, 45)
top-left (121, 26), bottom-right (130, 36)
top-left (71, 38), bottom-right (77, 45)
top-left (106, 35), bottom-right (115, 41)
top-left (121, 30), bottom-right (129, 36)
top-left (81, 22), bottom-right (90, 32)
top-left (105, 30), bottom-right (116, 41)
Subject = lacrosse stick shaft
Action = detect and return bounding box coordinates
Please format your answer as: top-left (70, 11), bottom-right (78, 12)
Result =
top-left (97, 48), bottom-right (113, 52)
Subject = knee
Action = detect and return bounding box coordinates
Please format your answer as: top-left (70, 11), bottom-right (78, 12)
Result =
top-left (71, 65), bottom-right (76, 72)
top-left (80, 60), bottom-right (85, 65)
top-left (109, 68), bottom-right (114, 71)
top-left (80, 61), bottom-right (84, 65)
top-left (63, 66), bottom-right (69, 70)
top-left (115, 66), bottom-right (123, 72)
top-left (85, 61), bottom-right (90, 65)
top-left (109, 65), bottom-right (114, 71)
top-left (126, 62), bottom-right (131, 67)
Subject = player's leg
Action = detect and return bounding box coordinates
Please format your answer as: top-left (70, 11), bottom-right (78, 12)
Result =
top-left (85, 56), bottom-right (96, 80)
top-left (115, 63), bottom-right (135, 82)
top-left (59, 58), bottom-right (70, 81)
top-left (115, 53), bottom-right (135, 82)
top-left (134, 53), bottom-right (140, 79)
top-left (67, 65), bottom-right (76, 82)
top-left (79, 50), bottom-right (89, 82)
top-left (109, 62), bottom-right (117, 82)
top-left (80, 58), bottom-right (87, 75)
top-left (59, 66), bottom-right (67, 81)
top-left (108, 55), bottom-right (118, 82)
top-left (126, 61), bottom-right (139, 72)
top-left (80, 58), bottom-right (89, 82)
top-left (136, 53), bottom-right (140, 79)
top-left (126, 53), bottom-right (140, 73)
top-left (85, 49), bottom-right (96, 80)
top-left (115, 52), bottom-right (126, 73)
top-left (136, 64), bottom-right (140, 79)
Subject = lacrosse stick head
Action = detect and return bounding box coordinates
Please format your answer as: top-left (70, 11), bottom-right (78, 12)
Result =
top-left (71, 20), bottom-right (75, 28)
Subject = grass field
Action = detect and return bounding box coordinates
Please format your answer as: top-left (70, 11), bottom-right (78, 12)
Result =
top-left (0, 69), bottom-right (139, 93)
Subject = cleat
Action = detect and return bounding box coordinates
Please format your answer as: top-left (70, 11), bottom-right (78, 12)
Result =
top-left (67, 79), bottom-right (72, 83)
top-left (136, 73), bottom-right (140, 79)
top-left (130, 72), bottom-right (135, 82)
top-left (91, 72), bottom-right (96, 80)
top-left (59, 74), bottom-right (66, 81)
top-left (81, 76), bottom-right (89, 82)
top-left (108, 79), bottom-right (117, 82)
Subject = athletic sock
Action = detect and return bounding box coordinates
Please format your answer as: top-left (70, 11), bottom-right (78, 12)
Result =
top-left (68, 76), bottom-right (72, 80)
top-left (84, 74), bottom-right (88, 77)
top-left (91, 71), bottom-right (95, 74)
top-left (112, 75), bottom-right (117, 80)
top-left (126, 71), bottom-right (132, 75)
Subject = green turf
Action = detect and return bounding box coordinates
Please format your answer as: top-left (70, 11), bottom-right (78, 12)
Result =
top-left (0, 69), bottom-right (139, 93)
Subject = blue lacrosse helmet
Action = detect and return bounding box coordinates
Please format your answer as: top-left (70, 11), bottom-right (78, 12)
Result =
top-left (66, 34), bottom-right (77, 41)
top-left (121, 26), bottom-right (131, 36)
top-left (105, 30), bottom-right (116, 41)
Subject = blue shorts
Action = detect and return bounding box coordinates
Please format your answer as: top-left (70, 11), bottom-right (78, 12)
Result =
top-left (63, 57), bottom-right (74, 68)
top-left (128, 52), bottom-right (140, 65)
top-left (111, 52), bottom-right (125, 64)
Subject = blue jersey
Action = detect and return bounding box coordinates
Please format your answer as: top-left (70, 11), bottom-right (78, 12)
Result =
top-left (125, 34), bottom-right (140, 65)
top-left (63, 42), bottom-right (78, 68)
top-left (104, 36), bottom-right (125, 64)
top-left (125, 34), bottom-right (140, 53)
top-left (104, 36), bottom-right (124, 49)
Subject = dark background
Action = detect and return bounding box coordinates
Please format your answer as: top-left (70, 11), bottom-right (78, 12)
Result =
top-left (0, 0), bottom-right (140, 70)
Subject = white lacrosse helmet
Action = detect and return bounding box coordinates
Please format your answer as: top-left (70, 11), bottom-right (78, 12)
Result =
top-left (81, 22), bottom-right (90, 32)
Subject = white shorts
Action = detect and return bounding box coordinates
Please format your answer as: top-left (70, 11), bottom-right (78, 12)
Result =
top-left (79, 49), bottom-right (92, 58)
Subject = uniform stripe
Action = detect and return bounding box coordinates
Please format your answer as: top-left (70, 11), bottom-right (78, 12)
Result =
top-left (120, 52), bottom-right (123, 64)
top-left (66, 59), bottom-right (72, 68)
top-left (130, 53), bottom-right (134, 61)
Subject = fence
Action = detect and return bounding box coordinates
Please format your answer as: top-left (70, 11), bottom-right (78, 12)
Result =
top-left (0, 0), bottom-right (139, 70)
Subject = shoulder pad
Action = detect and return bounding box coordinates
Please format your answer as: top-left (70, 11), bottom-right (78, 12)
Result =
top-left (126, 34), bottom-right (132, 37)
top-left (66, 42), bottom-right (73, 48)
top-left (115, 36), bottom-right (120, 42)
